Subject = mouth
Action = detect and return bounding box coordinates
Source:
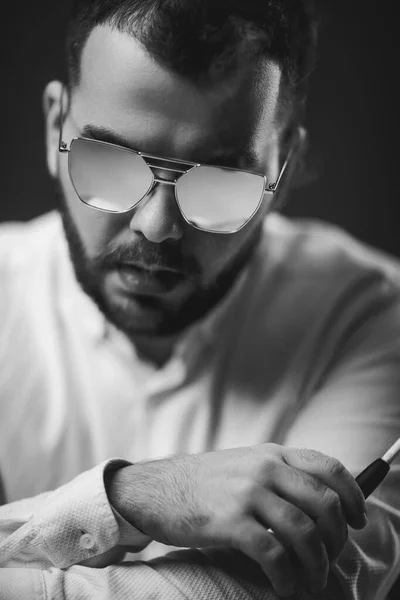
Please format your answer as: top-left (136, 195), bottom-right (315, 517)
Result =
top-left (120, 261), bottom-right (184, 276)
top-left (115, 262), bottom-right (186, 295)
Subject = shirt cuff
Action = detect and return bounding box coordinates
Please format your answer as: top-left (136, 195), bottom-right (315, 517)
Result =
top-left (109, 504), bottom-right (152, 549)
top-left (32, 458), bottom-right (149, 568)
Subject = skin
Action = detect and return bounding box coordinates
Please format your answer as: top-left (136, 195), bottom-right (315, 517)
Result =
top-left (108, 444), bottom-right (367, 596)
top-left (43, 24), bottom-right (289, 365)
top-left (40, 24), bottom-right (369, 596)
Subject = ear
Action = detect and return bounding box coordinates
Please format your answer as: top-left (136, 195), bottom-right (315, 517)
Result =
top-left (271, 125), bottom-right (308, 212)
top-left (42, 80), bottom-right (68, 178)
top-left (296, 125), bottom-right (308, 164)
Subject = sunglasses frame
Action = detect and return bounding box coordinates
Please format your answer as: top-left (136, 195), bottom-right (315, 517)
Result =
top-left (58, 93), bottom-right (295, 234)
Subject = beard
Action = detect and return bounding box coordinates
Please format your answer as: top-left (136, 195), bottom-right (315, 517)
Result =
top-left (54, 179), bottom-right (263, 339)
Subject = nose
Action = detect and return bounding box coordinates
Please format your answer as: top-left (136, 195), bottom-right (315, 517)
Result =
top-left (129, 181), bottom-right (184, 243)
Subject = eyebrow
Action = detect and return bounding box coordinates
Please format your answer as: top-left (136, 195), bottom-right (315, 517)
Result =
top-left (80, 124), bottom-right (259, 170)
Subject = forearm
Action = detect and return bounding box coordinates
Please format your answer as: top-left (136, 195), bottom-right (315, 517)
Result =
top-left (106, 466), bottom-right (400, 600)
top-left (105, 463), bottom-right (346, 600)
top-left (106, 461), bottom-right (176, 546)
top-left (105, 462), bottom-right (148, 536)
top-left (0, 460), bottom-right (348, 599)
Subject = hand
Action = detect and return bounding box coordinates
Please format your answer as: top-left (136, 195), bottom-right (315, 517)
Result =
top-left (109, 444), bottom-right (367, 597)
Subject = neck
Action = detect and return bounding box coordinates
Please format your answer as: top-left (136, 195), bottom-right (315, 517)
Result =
top-left (130, 240), bottom-right (260, 367)
top-left (131, 333), bottom-right (179, 368)
top-left (129, 227), bottom-right (264, 366)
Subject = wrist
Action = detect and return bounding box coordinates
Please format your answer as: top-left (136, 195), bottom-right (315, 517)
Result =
top-left (105, 462), bottom-right (155, 551)
top-left (105, 463), bottom-right (139, 526)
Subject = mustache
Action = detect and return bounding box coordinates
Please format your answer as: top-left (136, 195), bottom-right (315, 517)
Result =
top-left (53, 177), bottom-right (203, 286)
top-left (93, 241), bottom-right (201, 278)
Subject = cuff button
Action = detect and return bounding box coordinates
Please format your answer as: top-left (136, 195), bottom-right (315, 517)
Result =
top-left (79, 533), bottom-right (96, 550)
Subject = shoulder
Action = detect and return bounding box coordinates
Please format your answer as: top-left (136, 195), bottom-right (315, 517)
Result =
top-left (0, 211), bottom-right (62, 270)
top-left (0, 211), bottom-right (64, 323)
top-left (261, 214), bottom-right (400, 297)
top-left (0, 211), bottom-right (63, 284)
top-left (242, 214), bottom-right (400, 352)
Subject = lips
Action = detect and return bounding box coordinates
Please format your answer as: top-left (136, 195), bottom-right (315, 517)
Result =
top-left (116, 263), bottom-right (185, 295)
top-left (121, 262), bottom-right (182, 275)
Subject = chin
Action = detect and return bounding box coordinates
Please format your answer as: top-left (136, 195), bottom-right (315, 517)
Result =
top-left (102, 291), bottom-right (167, 337)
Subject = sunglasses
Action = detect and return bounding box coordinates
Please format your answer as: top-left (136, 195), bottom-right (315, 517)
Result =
top-left (59, 94), bottom-right (296, 234)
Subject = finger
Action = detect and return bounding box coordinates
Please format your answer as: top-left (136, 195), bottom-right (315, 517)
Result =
top-left (268, 462), bottom-right (348, 563)
top-left (232, 518), bottom-right (298, 598)
top-left (252, 486), bottom-right (330, 593)
top-left (281, 447), bottom-right (367, 528)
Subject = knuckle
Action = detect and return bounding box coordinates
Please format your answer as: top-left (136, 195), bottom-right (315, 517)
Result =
top-left (322, 487), bottom-right (342, 513)
top-left (289, 509), bottom-right (323, 547)
top-left (300, 470), bottom-right (325, 494)
top-left (325, 457), bottom-right (345, 478)
top-left (255, 459), bottom-right (282, 487)
top-left (289, 507), bottom-right (315, 536)
top-left (256, 534), bottom-right (275, 556)
top-left (244, 481), bottom-right (264, 506)
top-left (298, 517), bottom-right (318, 543)
top-left (264, 544), bottom-right (287, 569)
top-left (260, 459), bottom-right (278, 480)
top-left (231, 525), bottom-right (255, 553)
top-left (296, 447), bottom-right (325, 463)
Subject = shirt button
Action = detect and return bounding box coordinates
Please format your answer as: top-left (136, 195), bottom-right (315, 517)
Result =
top-left (79, 533), bottom-right (95, 550)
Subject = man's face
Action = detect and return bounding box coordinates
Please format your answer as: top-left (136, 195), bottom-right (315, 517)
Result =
top-left (45, 25), bottom-right (282, 337)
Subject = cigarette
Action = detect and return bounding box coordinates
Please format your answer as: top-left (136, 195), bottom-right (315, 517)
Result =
top-left (355, 437), bottom-right (400, 499)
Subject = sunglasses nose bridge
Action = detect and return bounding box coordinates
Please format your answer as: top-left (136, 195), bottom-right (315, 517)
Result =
top-left (128, 172), bottom-right (186, 242)
top-left (147, 173), bottom-right (191, 229)
top-left (152, 176), bottom-right (178, 186)
top-left (146, 161), bottom-right (189, 218)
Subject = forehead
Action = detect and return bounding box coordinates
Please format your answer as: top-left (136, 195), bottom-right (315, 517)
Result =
top-left (73, 25), bottom-right (282, 164)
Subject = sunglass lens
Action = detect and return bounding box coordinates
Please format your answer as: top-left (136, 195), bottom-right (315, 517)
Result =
top-left (176, 166), bottom-right (265, 232)
top-left (69, 138), bottom-right (153, 212)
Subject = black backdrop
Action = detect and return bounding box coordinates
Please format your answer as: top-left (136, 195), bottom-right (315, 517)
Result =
top-left (1, 1), bottom-right (398, 256)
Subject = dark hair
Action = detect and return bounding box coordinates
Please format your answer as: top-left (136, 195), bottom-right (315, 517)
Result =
top-left (66, 0), bottom-right (318, 126)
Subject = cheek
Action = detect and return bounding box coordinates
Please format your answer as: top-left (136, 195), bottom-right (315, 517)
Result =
top-left (201, 210), bottom-right (264, 282)
top-left (59, 153), bottom-right (127, 257)
top-left (185, 225), bottom-right (254, 279)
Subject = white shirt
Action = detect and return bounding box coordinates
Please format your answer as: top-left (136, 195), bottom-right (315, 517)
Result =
top-left (0, 211), bottom-right (400, 599)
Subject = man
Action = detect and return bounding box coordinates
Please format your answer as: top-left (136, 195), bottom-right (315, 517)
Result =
top-left (0, 0), bottom-right (399, 598)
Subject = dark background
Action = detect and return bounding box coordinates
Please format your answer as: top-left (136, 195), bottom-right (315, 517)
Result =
top-left (1, 1), bottom-right (398, 256)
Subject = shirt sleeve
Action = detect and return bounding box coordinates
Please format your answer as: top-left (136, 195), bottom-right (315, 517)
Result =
top-left (0, 548), bottom-right (346, 600)
top-left (3, 286), bottom-right (399, 599)
top-left (0, 460), bottom-right (347, 600)
top-left (283, 283), bottom-right (400, 600)
top-left (0, 458), bottom-right (152, 570)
